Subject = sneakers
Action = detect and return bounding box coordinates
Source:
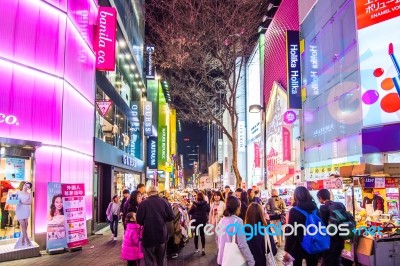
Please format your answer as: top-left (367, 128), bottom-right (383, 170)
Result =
top-left (201, 249), bottom-right (205, 256)
top-left (113, 237), bottom-right (117, 241)
top-left (195, 249), bottom-right (199, 253)
top-left (171, 253), bottom-right (178, 259)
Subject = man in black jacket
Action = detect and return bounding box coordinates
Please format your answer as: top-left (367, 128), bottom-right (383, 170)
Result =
top-left (137, 185), bottom-right (174, 266)
top-left (317, 189), bottom-right (345, 266)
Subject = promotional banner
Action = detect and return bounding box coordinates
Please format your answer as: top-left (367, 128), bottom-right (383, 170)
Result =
top-left (47, 182), bottom-right (67, 251)
top-left (5, 158), bottom-right (25, 180)
top-left (61, 184), bottom-right (88, 248)
top-left (95, 7), bottom-right (117, 71)
top-left (144, 101), bottom-right (153, 136)
top-left (286, 30), bottom-right (302, 109)
top-left (130, 102), bottom-right (141, 158)
top-left (146, 46), bottom-right (155, 79)
top-left (356, 0), bottom-right (400, 126)
top-left (238, 121), bottom-right (245, 152)
top-left (147, 137), bottom-right (158, 169)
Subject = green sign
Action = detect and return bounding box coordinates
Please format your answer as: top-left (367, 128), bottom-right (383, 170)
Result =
top-left (158, 126), bottom-right (168, 163)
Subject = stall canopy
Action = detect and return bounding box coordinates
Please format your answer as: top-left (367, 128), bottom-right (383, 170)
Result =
top-left (274, 173), bottom-right (294, 186)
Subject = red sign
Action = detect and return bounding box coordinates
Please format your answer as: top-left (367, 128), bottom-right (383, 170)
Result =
top-left (254, 143), bottom-right (260, 168)
top-left (96, 100), bottom-right (112, 116)
top-left (385, 177), bottom-right (399, 188)
top-left (355, 0), bottom-right (400, 30)
top-left (282, 127), bottom-right (291, 161)
top-left (95, 7), bottom-right (117, 71)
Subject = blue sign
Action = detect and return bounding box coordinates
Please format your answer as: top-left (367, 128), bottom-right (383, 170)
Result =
top-left (6, 158), bottom-right (25, 180)
top-left (286, 30), bottom-right (302, 109)
top-left (147, 137), bottom-right (157, 169)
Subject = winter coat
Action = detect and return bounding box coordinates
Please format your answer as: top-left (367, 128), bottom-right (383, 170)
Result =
top-left (188, 200), bottom-right (210, 225)
top-left (209, 201), bottom-right (225, 226)
top-left (136, 195), bottom-right (174, 248)
top-left (284, 200), bottom-right (321, 260)
top-left (121, 223), bottom-right (144, 261)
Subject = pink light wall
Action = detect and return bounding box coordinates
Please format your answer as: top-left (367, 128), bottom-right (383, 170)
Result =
top-left (0, 0), bottom-right (97, 234)
top-left (262, 0), bottom-right (299, 105)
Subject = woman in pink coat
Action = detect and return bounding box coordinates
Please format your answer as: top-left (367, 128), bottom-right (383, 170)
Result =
top-left (121, 212), bottom-right (144, 266)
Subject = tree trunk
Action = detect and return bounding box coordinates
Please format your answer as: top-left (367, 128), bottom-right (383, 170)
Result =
top-left (231, 127), bottom-right (242, 188)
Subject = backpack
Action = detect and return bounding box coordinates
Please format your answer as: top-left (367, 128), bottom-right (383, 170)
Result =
top-left (327, 202), bottom-right (356, 240)
top-left (294, 206), bottom-right (330, 254)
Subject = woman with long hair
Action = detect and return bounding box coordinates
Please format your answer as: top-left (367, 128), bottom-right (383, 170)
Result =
top-left (15, 182), bottom-right (33, 247)
top-left (106, 195), bottom-right (121, 241)
top-left (209, 191), bottom-right (225, 243)
top-left (283, 186), bottom-right (320, 266)
top-left (124, 191), bottom-right (142, 214)
top-left (49, 194), bottom-right (64, 219)
top-left (239, 191), bottom-right (249, 221)
top-left (188, 192), bottom-right (210, 255)
top-left (245, 203), bottom-right (277, 266)
top-left (217, 196), bottom-right (255, 266)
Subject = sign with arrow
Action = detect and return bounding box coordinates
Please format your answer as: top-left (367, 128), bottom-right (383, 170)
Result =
top-left (96, 100), bottom-right (112, 116)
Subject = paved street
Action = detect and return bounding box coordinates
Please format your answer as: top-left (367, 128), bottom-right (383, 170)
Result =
top-left (7, 224), bottom-right (291, 266)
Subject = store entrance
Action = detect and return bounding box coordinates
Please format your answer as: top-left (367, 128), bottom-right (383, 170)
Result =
top-left (0, 146), bottom-right (34, 241)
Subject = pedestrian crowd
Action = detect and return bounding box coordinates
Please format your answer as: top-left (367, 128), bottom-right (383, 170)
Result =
top-left (106, 184), bottom-right (354, 266)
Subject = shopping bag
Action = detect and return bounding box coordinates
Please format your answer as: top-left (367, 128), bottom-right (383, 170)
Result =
top-left (6, 191), bottom-right (19, 205)
top-left (265, 228), bottom-right (277, 266)
top-left (222, 233), bottom-right (246, 266)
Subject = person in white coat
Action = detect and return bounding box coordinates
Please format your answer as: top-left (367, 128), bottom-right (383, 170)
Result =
top-left (209, 191), bottom-right (225, 244)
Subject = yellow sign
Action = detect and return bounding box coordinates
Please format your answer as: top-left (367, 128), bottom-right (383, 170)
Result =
top-left (309, 161), bottom-right (358, 177)
top-left (170, 109), bottom-right (177, 155)
top-left (166, 165), bottom-right (173, 172)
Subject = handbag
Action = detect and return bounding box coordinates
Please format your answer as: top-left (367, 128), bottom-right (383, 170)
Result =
top-left (264, 228), bottom-right (277, 266)
top-left (222, 231), bottom-right (246, 266)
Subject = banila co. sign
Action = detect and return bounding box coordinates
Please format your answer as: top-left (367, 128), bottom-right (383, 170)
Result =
top-left (95, 7), bottom-right (117, 71)
top-left (122, 155), bottom-right (136, 168)
top-left (0, 113), bottom-right (19, 126)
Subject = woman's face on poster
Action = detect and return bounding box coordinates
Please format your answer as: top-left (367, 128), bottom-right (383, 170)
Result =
top-left (55, 197), bottom-right (63, 211)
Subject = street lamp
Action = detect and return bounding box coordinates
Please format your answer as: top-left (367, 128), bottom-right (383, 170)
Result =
top-left (248, 104), bottom-right (267, 191)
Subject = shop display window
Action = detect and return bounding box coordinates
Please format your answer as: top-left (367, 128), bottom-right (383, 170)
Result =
top-left (0, 156), bottom-right (33, 241)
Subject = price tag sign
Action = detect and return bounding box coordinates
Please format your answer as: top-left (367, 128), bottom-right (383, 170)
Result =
top-left (374, 178), bottom-right (385, 188)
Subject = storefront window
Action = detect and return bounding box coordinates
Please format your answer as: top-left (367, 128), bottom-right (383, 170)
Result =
top-left (0, 156), bottom-right (33, 241)
top-left (113, 170), bottom-right (140, 197)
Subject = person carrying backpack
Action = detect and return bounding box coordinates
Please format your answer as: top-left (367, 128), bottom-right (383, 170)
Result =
top-left (283, 186), bottom-right (329, 266)
top-left (317, 189), bottom-right (354, 266)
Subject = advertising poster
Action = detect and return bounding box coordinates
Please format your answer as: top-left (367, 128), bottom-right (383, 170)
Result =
top-left (6, 158), bottom-right (25, 180)
top-left (61, 184), bottom-right (88, 248)
top-left (46, 182), bottom-right (67, 251)
top-left (356, 0), bottom-right (400, 126)
top-left (95, 7), bottom-right (117, 71)
top-left (286, 30), bottom-right (302, 109)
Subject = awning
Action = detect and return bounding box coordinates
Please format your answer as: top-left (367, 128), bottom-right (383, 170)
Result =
top-left (274, 174), bottom-right (294, 186)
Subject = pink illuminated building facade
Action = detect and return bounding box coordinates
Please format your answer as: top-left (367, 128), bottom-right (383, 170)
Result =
top-left (0, 0), bottom-right (97, 248)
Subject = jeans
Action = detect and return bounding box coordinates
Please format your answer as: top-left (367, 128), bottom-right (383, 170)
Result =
top-left (110, 215), bottom-right (118, 237)
top-left (194, 223), bottom-right (205, 249)
top-left (127, 260), bottom-right (139, 266)
top-left (143, 243), bottom-right (167, 266)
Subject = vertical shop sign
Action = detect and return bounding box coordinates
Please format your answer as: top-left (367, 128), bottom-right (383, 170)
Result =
top-left (218, 139), bottom-right (223, 163)
top-left (238, 121), bottom-right (245, 152)
top-left (144, 101), bottom-right (153, 136)
top-left (286, 31), bottom-right (302, 109)
top-left (96, 100), bottom-right (112, 116)
top-left (130, 102), bottom-right (140, 158)
top-left (147, 137), bottom-right (158, 169)
top-left (170, 109), bottom-right (177, 155)
top-left (46, 182), bottom-right (67, 251)
top-left (158, 126), bottom-right (168, 163)
top-left (94, 7), bottom-right (117, 71)
top-left (61, 184), bottom-right (88, 248)
top-left (254, 143), bottom-right (260, 168)
top-left (146, 46), bottom-right (155, 79)
top-left (282, 127), bottom-right (291, 161)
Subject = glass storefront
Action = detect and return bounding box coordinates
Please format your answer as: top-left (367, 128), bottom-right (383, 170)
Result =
top-left (0, 153), bottom-right (33, 241)
top-left (113, 169), bottom-right (141, 197)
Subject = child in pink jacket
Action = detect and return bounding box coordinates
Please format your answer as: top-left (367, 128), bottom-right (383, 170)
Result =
top-left (121, 212), bottom-right (144, 266)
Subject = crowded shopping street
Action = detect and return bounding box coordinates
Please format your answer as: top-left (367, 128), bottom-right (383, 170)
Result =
top-left (2, 0), bottom-right (400, 265)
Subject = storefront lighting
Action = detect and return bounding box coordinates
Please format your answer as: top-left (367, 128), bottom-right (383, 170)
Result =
top-left (134, 73), bottom-right (139, 78)
top-left (124, 64), bottom-right (129, 68)
top-left (129, 74), bottom-right (134, 78)
top-left (141, 88), bottom-right (145, 92)
top-left (125, 53), bottom-right (131, 59)
top-left (130, 64), bottom-right (136, 69)
top-left (119, 40), bottom-right (126, 48)
top-left (118, 54), bottom-right (123, 58)
top-left (249, 104), bottom-right (264, 113)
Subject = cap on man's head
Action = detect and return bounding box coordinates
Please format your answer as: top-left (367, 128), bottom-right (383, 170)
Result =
top-left (147, 185), bottom-right (158, 194)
